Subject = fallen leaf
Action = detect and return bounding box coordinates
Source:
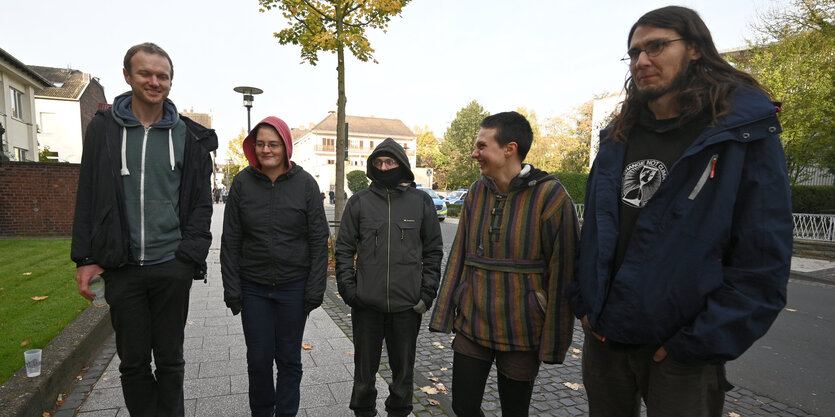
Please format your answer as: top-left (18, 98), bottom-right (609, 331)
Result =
top-left (432, 341), bottom-right (446, 349)
top-left (440, 367), bottom-right (448, 371)
top-left (572, 348), bottom-right (581, 354)
top-left (20, 339), bottom-right (30, 347)
top-left (420, 386), bottom-right (439, 395)
top-left (436, 383), bottom-right (448, 393)
top-left (427, 399), bottom-right (440, 406)
top-left (31, 296), bottom-right (49, 301)
top-left (427, 377), bottom-right (439, 382)
top-left (302, 343), bottom-right (313, 350)
top-left (563, 382), bottom-right (583, 391)
top-left (346, 351), bottom-right (355, 356)
top-left (786, 308), bottom-right (797, 312)
top-left (729, 413), bottom-right (740, 417)
top-left (23, 272), bottom-right (32, 276)
top-left (187, 320), bottom-right (195, 325)
top-left (571, 354), bottom-right (579, 359)
top-left (42, 413), bottom-right (50, 417)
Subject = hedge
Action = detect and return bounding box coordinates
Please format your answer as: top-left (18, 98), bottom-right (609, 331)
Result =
top-left (791, 185), bottom-right (835, 214)
top-left (553, 172), bottom-right (588, 204)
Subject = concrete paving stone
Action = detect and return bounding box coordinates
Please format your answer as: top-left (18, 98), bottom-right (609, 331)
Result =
top-left (300, 364), bottom-right (353, 385)
top-left (300, 383), bottom-right (339, 408)
top-left (80, 386), bottom-right (126, 412)
top-left (230, 345), bottom-right (247, 360)
top-left (94, 369), bottom-right (122, 389)
top-left (301, 403), bottom-right (355, 417)
top-left (184, 324), bottom-right (228, 337)
top-left (184, 375), bottom-right (231, 399)
top-left (230, 373), bottom-right (248, 394)
top-left (193, 393), bottom-right (250, 417)
top-left (301, 337), bottom-right (333, 351)
top-left (310, 349), bottom-right (358, 366)
top-left (185, 362), bottom-right (201, 379)
top-left (183, 336), bottom-right (204, 350)
top-left (183, 347), bottom-right (230, 363)
top-left (77, 410), bottom-right (119, 417)
top-left (227, 324), bottom-right (244, 335)
top-left (53, 409), bottom-right (78, 417)
top-left (327, 380), bottom-right (354, 403)
top-left (304, 327), bottom-right (351, 339)
top-left (61, 398), bottom-right (84, 409)
top-left (203, 334), bottom-right (248, 348)
top-left (202, 315), bottom-right (242, 327)
top-left (197, 359), bottom-right (247, 378)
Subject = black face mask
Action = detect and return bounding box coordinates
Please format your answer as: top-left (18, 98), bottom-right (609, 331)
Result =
top-left (371, 166), bottom-right (402, 188)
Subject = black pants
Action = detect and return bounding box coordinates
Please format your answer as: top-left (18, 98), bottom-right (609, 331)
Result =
top-left (582, 333), bottom-right (730, 417)
top-left (103, 258), bottom-right (194, 417)
top-left (451, 352), bottom-right (535, 417)
top-left (350, 307), bottom-right (421, 417)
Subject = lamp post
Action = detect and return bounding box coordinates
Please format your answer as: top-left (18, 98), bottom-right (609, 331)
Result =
top-left (233, 86), bottom-right (263, 132)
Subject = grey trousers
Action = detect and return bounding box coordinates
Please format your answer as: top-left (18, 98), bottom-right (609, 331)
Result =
top-left (582, 333), bottom-right (731, 417)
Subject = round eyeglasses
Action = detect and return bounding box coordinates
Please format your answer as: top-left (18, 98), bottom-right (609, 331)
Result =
top-left (621, 38), bottom-right (684, 65)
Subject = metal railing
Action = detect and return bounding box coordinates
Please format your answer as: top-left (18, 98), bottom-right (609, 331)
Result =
top-left (793, 213), bottom-right (835, 241)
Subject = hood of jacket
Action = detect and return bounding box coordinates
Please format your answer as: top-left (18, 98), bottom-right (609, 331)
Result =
top-left (366, 137), bottom-right (414, 184)
top-left (112, 91), bottom-right (179, 128)
top-left (483, 164), bottom-right (556, 195)
top-left (243, 116), bottom-right (294, 172)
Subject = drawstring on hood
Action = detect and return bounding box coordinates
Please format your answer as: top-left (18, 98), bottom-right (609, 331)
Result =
top-left (112, 91), bottom-right (180, 176)
top-left (120, 128), bottom-right (130, 176)
top-left (242, 116), bottom-right (294, 173)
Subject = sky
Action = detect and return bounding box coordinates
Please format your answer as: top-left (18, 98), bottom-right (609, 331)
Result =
top-left (3, 0), bottom-right (787, 162)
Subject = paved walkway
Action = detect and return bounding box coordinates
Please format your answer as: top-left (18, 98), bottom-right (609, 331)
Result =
top-left (54, 203), bottom-right (830, 417)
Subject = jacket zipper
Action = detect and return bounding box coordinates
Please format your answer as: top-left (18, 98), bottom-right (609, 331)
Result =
top-left (688, 154), bottom-right (719, 200)
top-left (386, 191), bottom-right (392, 312)
top-left (139, 126), bottom-right (150, 264)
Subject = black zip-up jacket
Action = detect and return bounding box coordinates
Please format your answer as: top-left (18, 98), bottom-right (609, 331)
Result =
top-left (71, 108), bottom-right (217, 277)
top-left (220, 164), bottom-right (329, 310)
top-left (335, 138), bottom-right (444, 313)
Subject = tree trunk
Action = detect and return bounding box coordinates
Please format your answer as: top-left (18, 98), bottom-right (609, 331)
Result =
top-left (334, 4), bottom-right (347, 229)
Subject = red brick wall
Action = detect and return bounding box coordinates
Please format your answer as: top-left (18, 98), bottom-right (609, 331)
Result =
top-left (0, 162), bottom-right (79, 236)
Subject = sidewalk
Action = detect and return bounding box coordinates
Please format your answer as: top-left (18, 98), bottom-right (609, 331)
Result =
top-left (53, 203), bottom-right (831, 417)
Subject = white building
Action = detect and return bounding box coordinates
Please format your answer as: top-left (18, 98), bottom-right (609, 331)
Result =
top-left (292, 114), bottom-right (418, 193)
top-left (0, 47), bottom-right (51, 161)
top-left (31, 66), bottom-right (107, 163)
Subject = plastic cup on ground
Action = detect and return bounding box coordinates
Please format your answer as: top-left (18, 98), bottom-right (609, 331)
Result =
top-left (89, 276), bottom-right (106, 306)
top-left (24, 349), bottom-right (42, 377)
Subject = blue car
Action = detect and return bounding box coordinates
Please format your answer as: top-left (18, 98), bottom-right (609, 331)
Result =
top-left (418, 187), bottom-right (447, 222)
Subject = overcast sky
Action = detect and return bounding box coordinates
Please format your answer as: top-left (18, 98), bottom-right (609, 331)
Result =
top-left (4, 0), bottom-right (787, 161)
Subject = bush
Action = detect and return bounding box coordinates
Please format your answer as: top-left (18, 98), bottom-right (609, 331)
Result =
top-left (447, 204), bottom-right (463, 218)
top-left (553, 172), bottom-right (588, 204)
top-left (347, 169), bottom-right (369, 193)
top-left (791, 185), bottom-right (835, 214)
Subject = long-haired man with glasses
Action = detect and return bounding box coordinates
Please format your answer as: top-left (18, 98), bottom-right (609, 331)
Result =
top-left (569, 6), bottom-right (792, 416)
top-left (336, 138), bottom-right (443, 417)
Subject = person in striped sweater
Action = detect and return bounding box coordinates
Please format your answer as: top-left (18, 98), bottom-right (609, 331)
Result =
top-left (429, 111), bottom-right (580, 416)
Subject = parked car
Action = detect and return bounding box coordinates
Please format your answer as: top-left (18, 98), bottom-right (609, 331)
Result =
top-left (418, 187), bottom-right (447, 222)
top-left (444, 189), bottom-right (468, 205)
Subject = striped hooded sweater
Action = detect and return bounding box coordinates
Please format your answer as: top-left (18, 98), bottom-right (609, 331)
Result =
top-left (428, 164), bottom-right (579, 364)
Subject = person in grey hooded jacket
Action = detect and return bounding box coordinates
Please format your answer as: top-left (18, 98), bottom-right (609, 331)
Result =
top-left (335, 138), bottom-right (443, 417)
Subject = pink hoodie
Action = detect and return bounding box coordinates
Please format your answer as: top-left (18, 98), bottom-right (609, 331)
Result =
top-left (242, 116), bottom-right (294, 173)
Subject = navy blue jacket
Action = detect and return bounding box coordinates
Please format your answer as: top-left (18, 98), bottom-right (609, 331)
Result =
top-left (570, 86), bottom-right (792, 364)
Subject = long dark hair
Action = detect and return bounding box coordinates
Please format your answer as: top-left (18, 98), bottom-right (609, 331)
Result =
top-left (609, 6), bottom-right (768, 141)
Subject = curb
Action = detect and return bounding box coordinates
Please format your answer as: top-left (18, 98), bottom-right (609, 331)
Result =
top-left (789, 268), bottom-right (835, 286)
top-left (0, 304), bottom-right (113, 417)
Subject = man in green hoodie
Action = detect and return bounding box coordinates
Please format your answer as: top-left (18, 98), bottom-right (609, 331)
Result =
top-left (72, 43), bottom-right (217, 417)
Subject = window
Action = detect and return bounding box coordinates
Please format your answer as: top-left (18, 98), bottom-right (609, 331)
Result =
top-left (327, 159), bottom-right (335, 165)
top-left (10, 88), bottom-right (24, 120)
top-left (14, 147), bottom-right (28, 161)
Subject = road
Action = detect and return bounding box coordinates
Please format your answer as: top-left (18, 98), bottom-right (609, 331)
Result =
top-left (727, 279), bottom-right (835, 416)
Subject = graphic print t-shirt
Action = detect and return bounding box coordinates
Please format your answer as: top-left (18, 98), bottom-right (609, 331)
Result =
top-left (613, 107), bottom-right (710, 272)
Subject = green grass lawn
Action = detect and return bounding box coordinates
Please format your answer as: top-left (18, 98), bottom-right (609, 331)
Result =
top-left (0, 239), bottom-right (88, 385)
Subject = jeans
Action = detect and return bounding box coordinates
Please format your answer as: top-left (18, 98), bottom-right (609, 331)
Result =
top-left (103, 258), bottom-right (194, 417)
top-left (350, 307), bottom-right (421, 417)
top-left (241, 279), bottom-right (307, 417)
top-left (582, 333), bottom-right (730, 417)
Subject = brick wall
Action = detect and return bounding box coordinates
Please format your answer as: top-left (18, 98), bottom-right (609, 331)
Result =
top-left (0, 161), bottom-right (79, 236)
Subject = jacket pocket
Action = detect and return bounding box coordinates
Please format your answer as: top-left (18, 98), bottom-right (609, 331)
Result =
top-left (396, 221), bottom-right (420, 262)
top-left (688, 154), bottom-right (718, 200)
top-left (91, 204), bottom-right (124, 268)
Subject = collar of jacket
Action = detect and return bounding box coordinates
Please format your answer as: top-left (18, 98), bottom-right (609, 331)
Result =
top-left (483, 164), bottom-right (556, 194)
top-left (368, 180), bottom-right (414, 197)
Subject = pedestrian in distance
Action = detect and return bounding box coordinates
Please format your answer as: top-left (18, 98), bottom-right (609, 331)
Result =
top-left (429, 111), bottom-right (580, 416)
top-left (569, 6), bottom-right (793, 417)
top-left (335, 138), bottom-right (444, 417)
top-left (220, 116), bottom-right (329, 417)
top-left (71, 42), bottom-right (217, 417)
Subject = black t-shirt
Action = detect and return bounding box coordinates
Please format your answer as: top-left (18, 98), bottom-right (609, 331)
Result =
top-left (613, 107), bottom-right (711, 272)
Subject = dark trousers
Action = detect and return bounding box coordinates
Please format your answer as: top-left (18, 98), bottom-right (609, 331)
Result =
top-left (241, 279), bottom-right (307, 417)
top-left (350, 307), bottom-right (421, 417)
top-left (582, 333), bottom-right (730, 417)
top-left (103, 258), bottom-right (194, 417)
top-left (451, 352), bottom-right (535, 417)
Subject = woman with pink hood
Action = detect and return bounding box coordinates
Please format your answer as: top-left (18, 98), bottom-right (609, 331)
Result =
top-left (220, 116), bottom-right (329, 417)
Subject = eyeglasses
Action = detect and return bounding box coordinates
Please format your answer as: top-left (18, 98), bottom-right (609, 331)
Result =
top-left (373, 158), bottom-right (399, 168)
top-left (621, 38), bottom-right (684, 65)
top-left (255, 142), bottom-right (283, 150)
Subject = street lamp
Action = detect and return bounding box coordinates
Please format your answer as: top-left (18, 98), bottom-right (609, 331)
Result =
top-left (233, 86), bottom-right (263, 132)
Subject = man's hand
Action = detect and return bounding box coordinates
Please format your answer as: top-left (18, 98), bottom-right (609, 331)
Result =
top-left (581, 315), bottom-right (605, 342)
top-left (75, 264), bottom-right (105, 301)
top-left (653, 346), bottom-right (668, 362)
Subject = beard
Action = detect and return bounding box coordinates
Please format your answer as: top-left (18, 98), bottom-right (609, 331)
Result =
top-left (634, 57), bottom-right (693, 103)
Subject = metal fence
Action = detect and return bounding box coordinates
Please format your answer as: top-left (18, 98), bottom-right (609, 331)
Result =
top-left (793, 213), bottom-right (835, 241)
